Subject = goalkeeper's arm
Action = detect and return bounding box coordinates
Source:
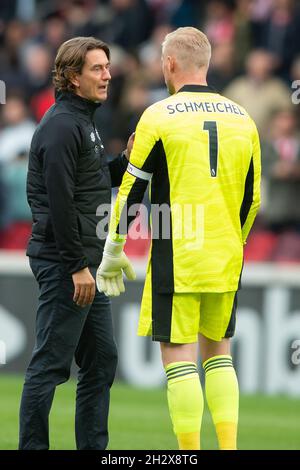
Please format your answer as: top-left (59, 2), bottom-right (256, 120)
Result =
top-left (97, 107), bottom-right (159, 296)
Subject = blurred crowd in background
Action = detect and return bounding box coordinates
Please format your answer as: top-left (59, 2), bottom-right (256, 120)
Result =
top-left (0, 0), bottom-right (300, 262)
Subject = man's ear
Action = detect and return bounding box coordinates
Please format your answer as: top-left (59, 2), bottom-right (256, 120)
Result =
top-left (69, 72), bottom-right (80, 89)
top-left (168, 55), bottom-right (176, 73)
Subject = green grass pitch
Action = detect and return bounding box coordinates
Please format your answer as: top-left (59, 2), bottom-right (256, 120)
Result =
top-left (0, 374), bottom-right (299, 450)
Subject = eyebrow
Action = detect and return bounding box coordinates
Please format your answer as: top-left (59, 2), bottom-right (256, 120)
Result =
top-left (90, 62), bottom-right (110, 69)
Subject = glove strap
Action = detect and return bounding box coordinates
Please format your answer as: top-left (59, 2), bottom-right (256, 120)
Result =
top-left (104, 235), bottom-right (126, 256)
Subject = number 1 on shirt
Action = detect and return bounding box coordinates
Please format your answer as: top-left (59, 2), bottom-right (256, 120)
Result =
top-left (203, 121), bottom-right (218, 177)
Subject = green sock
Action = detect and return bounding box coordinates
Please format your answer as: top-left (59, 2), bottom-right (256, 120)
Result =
top-left (165, 361), bottom-right (203, 450)
top-left (203, 355), bottom-right (239, 450)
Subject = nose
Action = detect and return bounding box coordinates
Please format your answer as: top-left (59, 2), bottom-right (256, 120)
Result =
top-left (103, 68), bottom-right (111, 80)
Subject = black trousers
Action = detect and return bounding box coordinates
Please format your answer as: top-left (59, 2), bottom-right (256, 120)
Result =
top-left (19, 258), bottom-right (118, 450)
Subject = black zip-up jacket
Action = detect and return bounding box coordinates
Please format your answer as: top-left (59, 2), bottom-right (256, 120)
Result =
top-left (26, 91), bottom-right (127, 274)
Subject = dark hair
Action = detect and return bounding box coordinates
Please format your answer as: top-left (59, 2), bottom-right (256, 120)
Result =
top-left (53, 36), bottom-right (110, 92)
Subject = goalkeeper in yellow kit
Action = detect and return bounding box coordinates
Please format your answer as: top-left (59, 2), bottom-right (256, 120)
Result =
top-left (97, 27), bottom-right (261, 450)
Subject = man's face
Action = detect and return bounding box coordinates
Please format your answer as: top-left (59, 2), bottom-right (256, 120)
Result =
top-left (73, 49), bottom-right (111, 102)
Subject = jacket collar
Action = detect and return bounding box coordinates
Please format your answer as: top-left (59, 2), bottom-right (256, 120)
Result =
top-left (177, 84), bottom-right (218, 94)
top-left (55, 90), bottom-right (101, 117)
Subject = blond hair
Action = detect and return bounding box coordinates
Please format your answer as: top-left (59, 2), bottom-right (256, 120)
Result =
top-left (53, 37), bottom-right (110, 92)
top-left (162, 27), bottom-right (211, 69)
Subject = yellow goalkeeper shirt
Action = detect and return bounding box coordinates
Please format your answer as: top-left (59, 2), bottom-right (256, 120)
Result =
top-left (110, 84), bottom-right (261, 293)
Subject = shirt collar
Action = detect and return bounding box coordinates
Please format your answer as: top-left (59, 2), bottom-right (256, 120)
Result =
top-left (55, 90), bottom-right (102, 117)
top-left (177, 84), bottom-right (218, 94)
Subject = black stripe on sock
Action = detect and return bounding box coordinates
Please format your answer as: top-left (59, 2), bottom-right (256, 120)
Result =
top-left (166, 367), bottom-right (198, 380)
top-left (204, 359), bottom-right (233, 370)
top-left (204, 359), bottom-right (232, 368)
top-left (204, 356), bottom-right (232, 365)
top-left (204, 363), bottom-right (233, 373)
top-left (166, 364), bottom-right (197, 374)
top-left (204, 359), bottom-right (233, 372)
top-left (203, 357), bottom-right (232, 368)
top-left (166, 370), bottom-right (198, 381)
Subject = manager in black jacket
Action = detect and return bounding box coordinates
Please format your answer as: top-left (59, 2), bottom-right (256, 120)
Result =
top-left (19, 37), bottom-right (132, 450)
